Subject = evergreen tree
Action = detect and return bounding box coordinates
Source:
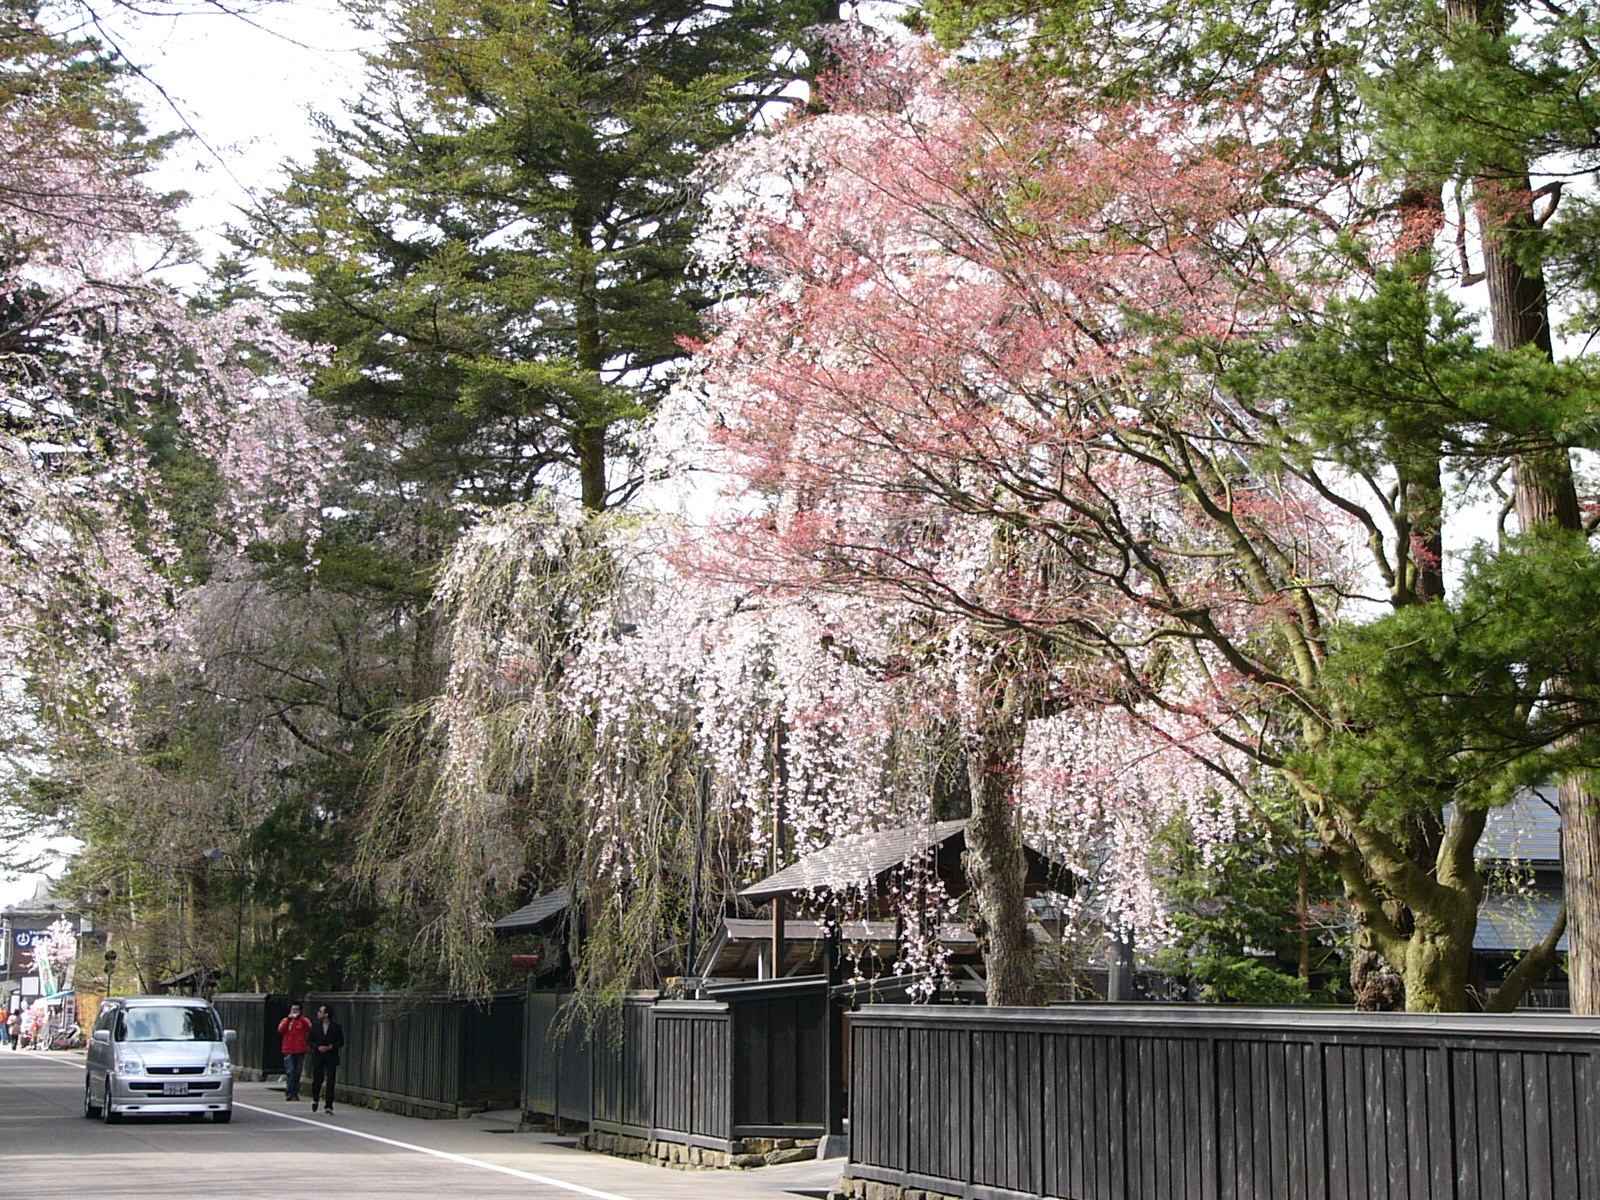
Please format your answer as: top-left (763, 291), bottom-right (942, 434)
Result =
top-left (221, 0), bottom-right (845, 991)
top-left (253, 0), bottom-right (839, 515)
top-left (1368, 0), bottom-right (1600, 1014)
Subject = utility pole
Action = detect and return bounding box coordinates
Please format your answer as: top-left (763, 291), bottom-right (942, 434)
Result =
top-left (771, 726), bottom-right (788, 979)
top-left (202, 849), bottom-right (248, 991)
top-left (683, 767), bottom-right (710, 995)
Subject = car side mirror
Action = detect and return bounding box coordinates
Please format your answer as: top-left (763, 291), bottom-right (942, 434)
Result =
top-left (91, 1029), bottom-right (110, 1044)
top-left (223, 1029), bottom-right (237, 1045)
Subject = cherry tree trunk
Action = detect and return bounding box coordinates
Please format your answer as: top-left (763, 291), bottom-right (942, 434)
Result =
top-left (965, 732), bottom-right (1043, 1007)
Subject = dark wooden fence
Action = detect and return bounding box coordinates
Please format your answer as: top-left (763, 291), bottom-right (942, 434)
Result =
top-left (525, 987), bottom-right (600, 1125)
top-left (523, 977), bottom-right (828, 1150)
top-left (653, 1000), bottom-right (732, 1146)
top-left (302, 991), bottom-right (524, 1117)
top-left (212, 992), bottom-right (290, 1076)
top-left (594, 993), bottom-right (658, 1134)
top-left (727, 977), bottom-right (830, 1135)
top-left (848, 1004), bottom-right (1600, 1200)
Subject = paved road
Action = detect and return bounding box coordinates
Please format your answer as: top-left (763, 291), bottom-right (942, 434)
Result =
top-left (0, 1050), bottom-right (842, 1200)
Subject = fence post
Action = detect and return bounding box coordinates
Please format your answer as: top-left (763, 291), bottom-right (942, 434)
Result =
top-left (1107, 932), bottom-right (1135, 1002)
top-left (820, 925), bottom-right (847, 1159)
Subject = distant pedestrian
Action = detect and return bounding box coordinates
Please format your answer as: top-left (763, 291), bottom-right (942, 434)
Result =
top-left (277, 1002), bottom-right (312, 1101)
top-left (0, 1008), bottom-right (9, 1047)
top-left (6, 1010), bottom-right (17, 1050)
top-left (308, 1004), bottom-right (344, 1115)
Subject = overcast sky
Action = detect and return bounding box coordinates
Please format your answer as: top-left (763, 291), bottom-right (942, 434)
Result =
top-left (83, 0), bottom-right (373, 266)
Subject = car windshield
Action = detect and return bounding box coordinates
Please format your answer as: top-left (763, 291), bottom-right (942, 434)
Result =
top-left (116, 1007), bottom-right (221, 1042)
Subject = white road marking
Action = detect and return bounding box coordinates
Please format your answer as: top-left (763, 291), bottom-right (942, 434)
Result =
top-left (28, 1055), bottom-right (642, 1200)
top-left (233, 1103), bottom-right (644, 1200)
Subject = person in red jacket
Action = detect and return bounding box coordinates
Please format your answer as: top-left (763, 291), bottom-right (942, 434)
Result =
top-left (277, 1002), bottom-right (313, 1101)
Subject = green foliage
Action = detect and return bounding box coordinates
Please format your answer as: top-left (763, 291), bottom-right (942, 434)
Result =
top-left (0, 0), bottom-right (174, 174)
top-left (1542, 195), bottom-right (1600, 336)
top-left (1238, 264), bottom-right (1600, 478)
top-left (1363, 2), bottom-right (1600, 184)
top-left (1302, 535), bottom-right (1600, 816)
top-left (1251, 264), bottom-right (1600, 826)
top-left (922, 0), bottom-right (1383, 173)
top-left (1360, 1), bottom-right (1600, 352)
top-left (1150, 805), bottom-right (1346, 1004)
top-left (238, 790), bottom-right (392, 993)
top-left (252, 0), bottom-right (837, 513)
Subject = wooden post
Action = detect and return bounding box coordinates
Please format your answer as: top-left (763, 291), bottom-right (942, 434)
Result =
top-left (771, 726), bottom-right (787, 976)
top-left (685, 766), bottom-right (710, 993)
top-left (552, 981), bottom-right (564, 1133)
top-left (1107, 931), bottom-right (1136, 1001)
top-left (820, 922), bottom-right (847, 1157)
top-left (770, 899), bottom-right (786, 980)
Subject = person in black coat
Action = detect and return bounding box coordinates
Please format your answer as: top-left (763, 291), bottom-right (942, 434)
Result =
top-left (308, 1004), bottom-right (345, 1114)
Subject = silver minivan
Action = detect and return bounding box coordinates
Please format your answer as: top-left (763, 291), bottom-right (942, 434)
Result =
top-left (83, 996), bottom-right (236, 1123)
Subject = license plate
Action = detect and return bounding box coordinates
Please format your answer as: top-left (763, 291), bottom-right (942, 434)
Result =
top-left (162, 1081), bottom-right (189, 1096)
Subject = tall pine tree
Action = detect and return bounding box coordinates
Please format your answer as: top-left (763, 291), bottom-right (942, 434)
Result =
top-left (232, 0), bottom-right (841, 991)
top-left (254, 0), bottom-right (839, 514)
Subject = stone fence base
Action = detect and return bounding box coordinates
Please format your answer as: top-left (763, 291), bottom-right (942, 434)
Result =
top-left (579, 1130), bottom-right (819, 1170)
top-left (840, 1180), bottom-right (958, 1200)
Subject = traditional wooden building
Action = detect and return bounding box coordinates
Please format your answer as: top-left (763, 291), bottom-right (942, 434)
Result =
top-left (721, 818), bottom-right (1073, 990)
top-left (1475, 786), bottom-right (1568, 1008)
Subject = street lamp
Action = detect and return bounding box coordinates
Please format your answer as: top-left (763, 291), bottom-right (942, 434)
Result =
top-left (202, 849), bottom-right (245, 991)
top-left (103, 949), bottom-right (117, 997)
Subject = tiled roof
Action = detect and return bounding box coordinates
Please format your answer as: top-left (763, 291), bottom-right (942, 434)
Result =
top-left (720, 917), bottom-right (1051, 945)
top-left (490, 885), bottom-right (572, 931)
top-left (1477, 786), bottom-right (1562, 864)
top-left (740, 821), bottom-right (969, 902)
top-left (0, 878), bottom-right (75, 918)
top-left (1475, 892), bottom-right (1566, 953)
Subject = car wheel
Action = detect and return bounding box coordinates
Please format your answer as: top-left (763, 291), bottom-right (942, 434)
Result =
top-left (213, 1109), bottom-right (232, 1124)
top-left (101, 1090), bottom-right (120, 1124)
top-left (83, 1078), bottom-right (101, 1119)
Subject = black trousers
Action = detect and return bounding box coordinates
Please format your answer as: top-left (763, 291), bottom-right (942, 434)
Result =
top-left (311, 1058), bottom-right (337, 1109)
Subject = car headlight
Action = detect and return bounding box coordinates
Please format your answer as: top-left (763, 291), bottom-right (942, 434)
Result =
top-left (208, 1057), bottom-right (233, 1075)
top-left (117, 1059), bottom-right (145, 1076)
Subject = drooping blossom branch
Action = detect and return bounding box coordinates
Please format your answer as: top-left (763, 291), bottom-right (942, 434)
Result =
top-left (681, 34), bottom-right (1364, 976)
top-left (0, 17), bottom-right (338, 744)
top-left (42, 916), bottom-right (78, 988)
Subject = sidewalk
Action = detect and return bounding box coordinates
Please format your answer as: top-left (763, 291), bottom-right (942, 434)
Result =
top-left (233, 1077), bottom-right (845, 1200)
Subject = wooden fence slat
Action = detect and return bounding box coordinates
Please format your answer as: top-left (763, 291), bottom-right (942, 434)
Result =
top-left (843, 1007), bottom-right (1600, 1200)
top-left (1547, 1053), bottom-right (1578, 1198)
top-left (212, 993), bottom-right (289, 1076)
top-left (1526, 1052), bottom-right (1553, 1200)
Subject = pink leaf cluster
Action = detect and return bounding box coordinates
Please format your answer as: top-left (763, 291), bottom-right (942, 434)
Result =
top-left (679, 36), bottom-right (1358, 939)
